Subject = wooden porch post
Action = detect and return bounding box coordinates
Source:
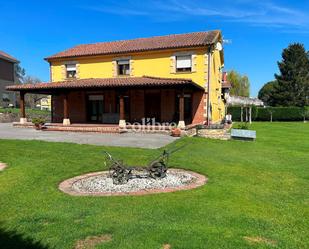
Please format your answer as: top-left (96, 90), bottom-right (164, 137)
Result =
top-left (178, 90), bottom-right (185, 129)
top-left (63, 93), bottom-right (70, 125)
top-left (119, 94), bottom-right (126, 128)
top-left (19, 91), bottom-right (27, 124)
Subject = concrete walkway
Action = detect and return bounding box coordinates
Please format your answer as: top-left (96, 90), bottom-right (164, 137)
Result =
top-left (0, 123), bottom-right (178, 149)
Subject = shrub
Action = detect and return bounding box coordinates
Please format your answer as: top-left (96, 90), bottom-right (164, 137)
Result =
top-left (227, 106), bottom-right (309, 122)
top-left (234, 122), bottom-right (250, 130)
top-left (32, 117), bottom-right (46, 125)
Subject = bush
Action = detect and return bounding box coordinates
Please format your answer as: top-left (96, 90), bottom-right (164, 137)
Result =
top-left (227, 106), bottom-right (309, 122)
top-left (32, 117), bottom-right (46, 125)
top-left (234, 122), bottom-right (250, 130)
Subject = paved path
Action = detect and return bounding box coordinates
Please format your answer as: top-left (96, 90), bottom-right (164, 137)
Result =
top-left (0, 123), bottom-right (178, 149)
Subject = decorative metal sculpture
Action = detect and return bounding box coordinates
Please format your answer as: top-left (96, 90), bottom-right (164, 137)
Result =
top-left (103, 145), bottom-right (186, 185)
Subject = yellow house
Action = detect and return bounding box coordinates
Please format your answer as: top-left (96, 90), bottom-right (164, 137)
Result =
top-left (7, 30), bottom-right (227, 131)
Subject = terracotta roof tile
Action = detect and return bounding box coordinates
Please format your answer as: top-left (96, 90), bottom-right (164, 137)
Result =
top-left (45, 30), bottom-right (221, 60)
top-left (222, 82), bottom-right (232, 89)
top-left (0, 50), bottom-right (19, 62)
top-left (6, 76), bottom-right (204, 92)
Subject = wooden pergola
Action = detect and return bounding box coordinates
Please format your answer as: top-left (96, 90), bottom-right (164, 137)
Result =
top-left (226, 95), bottom-right (264, 123)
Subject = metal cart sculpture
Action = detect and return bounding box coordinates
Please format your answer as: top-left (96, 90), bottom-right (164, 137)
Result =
top-left (103, 145), bottom-right (186, 185)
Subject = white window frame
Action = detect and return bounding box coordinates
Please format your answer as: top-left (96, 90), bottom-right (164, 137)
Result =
top-left (176, 55), bottom-right (192, 72)
top-left (117, 59), bottom-right (130, 76)
top-left (65, 63), bottom-right (77, 78)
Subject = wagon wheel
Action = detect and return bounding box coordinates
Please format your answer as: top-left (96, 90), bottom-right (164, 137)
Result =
top-left (148, 161), bottom-right (167, 179)
top-left (110, 163), bottom-right (130, 185)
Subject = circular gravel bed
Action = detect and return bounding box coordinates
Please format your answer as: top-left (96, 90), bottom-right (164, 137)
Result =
top-left (59, 169), bottom-right (207, 196)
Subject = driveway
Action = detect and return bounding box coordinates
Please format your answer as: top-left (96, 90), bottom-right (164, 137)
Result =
top-left (0, 123), bottom-right (178, 149)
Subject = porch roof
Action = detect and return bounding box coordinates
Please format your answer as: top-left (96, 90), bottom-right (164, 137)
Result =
top-left (6, 76), bottom-right (204, 93)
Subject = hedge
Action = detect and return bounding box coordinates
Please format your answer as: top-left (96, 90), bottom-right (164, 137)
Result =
top-left (227, 106), bottom-right (309, 122)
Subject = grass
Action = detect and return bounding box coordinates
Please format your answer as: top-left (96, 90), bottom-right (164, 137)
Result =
top-left (0, 122), bottom-right (308, 249)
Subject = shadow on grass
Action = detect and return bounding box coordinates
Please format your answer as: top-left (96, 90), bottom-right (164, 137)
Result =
top-left (0, 228), bottom-right (51, 249)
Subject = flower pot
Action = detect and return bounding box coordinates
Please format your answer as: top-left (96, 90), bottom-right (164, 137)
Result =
top-left (171, 128), bottom-right (181, 137)
top-left (34, 123), bottom-right (43, 130)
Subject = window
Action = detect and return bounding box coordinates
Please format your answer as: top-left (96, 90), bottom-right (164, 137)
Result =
top-left (117, 60), bottom-right (130, 76)
top-left (176, 55), bottom-right (192, 72)
top-left (66, 64), bottom-right (76, 78)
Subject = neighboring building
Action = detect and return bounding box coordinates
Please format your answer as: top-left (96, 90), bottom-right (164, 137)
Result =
top-left (0, 51), bottom-right (19, 107)
top-left (7, 30), bottom-right (226, 129)
top-left (35, 96), bottom-right (51, 111)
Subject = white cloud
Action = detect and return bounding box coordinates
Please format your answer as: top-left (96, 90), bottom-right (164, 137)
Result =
top-left (81, 0), bottom-right (309, 32)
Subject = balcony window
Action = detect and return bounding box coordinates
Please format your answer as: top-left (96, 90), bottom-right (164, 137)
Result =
top-left (66, 64), bottom-right (76, 78)
top-left (176, 55), bottom-right (192, 72)
top-left (117, 60), bottom-right (130, 76)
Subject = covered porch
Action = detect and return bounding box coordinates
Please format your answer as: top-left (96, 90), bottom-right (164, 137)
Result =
top-left (7, 76), bottom-right (206, 132)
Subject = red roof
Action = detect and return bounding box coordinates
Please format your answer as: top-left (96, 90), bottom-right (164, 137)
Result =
top-left (0, 50), bottom-right (19, 62)
top-left (45, 30), bottom-right (221, 60)
top-left (6, 76), bottom-right (204, 92)
top-left (222, 82), bottom-right (232, 89)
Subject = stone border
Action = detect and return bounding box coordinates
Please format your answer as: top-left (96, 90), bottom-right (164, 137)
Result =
top-left (59, 169), bottom-right (207, 196)
top-left (0, 162), bottom-right (8, 171)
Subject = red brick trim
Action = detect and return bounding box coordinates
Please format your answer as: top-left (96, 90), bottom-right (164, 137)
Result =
top-left (59, 169), bottom-right (207, 196)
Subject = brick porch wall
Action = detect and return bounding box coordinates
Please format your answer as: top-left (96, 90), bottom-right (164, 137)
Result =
top-left (161, 89), bottom-right (175, 122)
top-left (52, 91), bottom-right (86, 123)
top-left (52, 88), bottom-right (205, 125)
top-left (130, 89), bottom-right (144, 122)
top-left (191, 91), bottom-right (206, 124)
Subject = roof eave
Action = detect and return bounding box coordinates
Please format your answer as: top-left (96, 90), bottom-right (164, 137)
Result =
top-left (44, 44), bottom-right (214, 62)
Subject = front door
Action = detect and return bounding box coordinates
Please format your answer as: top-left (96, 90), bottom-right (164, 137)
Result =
top-left (145, 91), bottom-right (161, 122)
top-left (87, 95), bottom-right (104, 123)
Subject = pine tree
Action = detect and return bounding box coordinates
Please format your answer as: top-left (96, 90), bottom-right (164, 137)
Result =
top-left (274, 43), bottom-right (309, 107)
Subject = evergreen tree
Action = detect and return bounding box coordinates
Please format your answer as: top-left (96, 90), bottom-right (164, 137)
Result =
top-left (274, 43), bottom-right (309, 107)
top-left (258, 80), bottom-right (278, 106)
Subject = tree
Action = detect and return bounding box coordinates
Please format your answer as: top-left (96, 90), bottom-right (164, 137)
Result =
top-left (227, 70), bottom-right (250, 97)
top-left (258, 80), bottom-right (278, 106)
top-left (20, 76), bottom-right (44, 108)
top-left (274, 43), bottom-right (309, 107)
top-left (14, 63), bottom-right (26, 84)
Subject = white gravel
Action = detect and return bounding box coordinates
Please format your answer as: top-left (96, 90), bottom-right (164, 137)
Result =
top-left (72, 169), bottom-right (197, 193)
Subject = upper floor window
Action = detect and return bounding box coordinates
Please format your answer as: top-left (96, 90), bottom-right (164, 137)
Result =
top-left (66, 64), bottom-right (76, 78)
top-left (117, 59), bottom-right (130, 76)
top-left (176, 55), bottom-right (192, 72)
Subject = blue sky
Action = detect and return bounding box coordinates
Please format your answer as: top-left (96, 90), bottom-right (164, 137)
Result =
top-left (0, 0), bottom-right (308, 97)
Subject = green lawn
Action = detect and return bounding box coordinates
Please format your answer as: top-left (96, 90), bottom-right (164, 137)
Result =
top-left (0, 122), bottom-right (308, 249)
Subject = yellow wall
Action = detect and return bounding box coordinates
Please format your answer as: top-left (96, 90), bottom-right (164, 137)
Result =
top-left (49, 47), bottom-right (225, 123)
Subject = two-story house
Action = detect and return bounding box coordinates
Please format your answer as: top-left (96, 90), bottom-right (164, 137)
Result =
top-left (0, 51), bottom-right (18, 107)
top-left (7, 30), bottom-right (226, 131)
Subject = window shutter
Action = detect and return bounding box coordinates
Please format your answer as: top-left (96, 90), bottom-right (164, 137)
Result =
top-left (176, 55), bottom-right (191, 68)
top-left (66, 64), bottom-right (76, 71)
top-left (117, 60), bottom-right (129, 65)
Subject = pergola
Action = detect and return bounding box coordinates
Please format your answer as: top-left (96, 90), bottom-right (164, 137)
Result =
top-left (226, 95), bottom-right (264, 123)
